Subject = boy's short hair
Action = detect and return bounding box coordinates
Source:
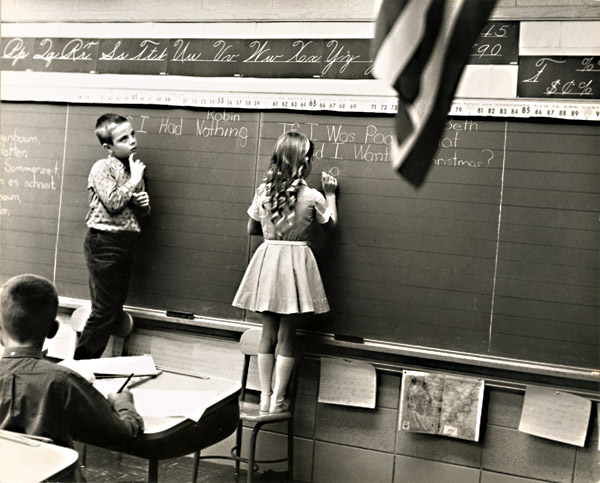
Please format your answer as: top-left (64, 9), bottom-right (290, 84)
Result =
top-left (95, 113), bottom-right (130, 145)
top-left (0, 274), bottom-right (58, 343)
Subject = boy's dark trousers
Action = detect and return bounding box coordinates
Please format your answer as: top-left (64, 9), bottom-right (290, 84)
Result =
top-left (74, 228), bottom-right (138, 360)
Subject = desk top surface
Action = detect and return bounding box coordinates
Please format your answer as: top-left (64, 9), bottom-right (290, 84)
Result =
top-left (89, 370), bottom-right (242, 460)
top-left (0, 433), bottom-right (79, 483)
top-left (129, 371), bottom-right (241, 434)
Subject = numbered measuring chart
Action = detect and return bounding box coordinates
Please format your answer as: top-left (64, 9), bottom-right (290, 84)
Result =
top-left (2, 79), bottom-right (599, 120)
top-left (448, 98), bottom-right (600, 121)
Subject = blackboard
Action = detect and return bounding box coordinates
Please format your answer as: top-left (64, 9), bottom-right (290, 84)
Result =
top-left (0, 25), bottom-right (518, 78)
top-left (0, 37), bottom-right (373, 79)
top-left (1, 102), bottom-right (598, 371)
top-left (468, 21), bottom-right (518, 65)
top-left (518, 56), bottom-right (600, 99)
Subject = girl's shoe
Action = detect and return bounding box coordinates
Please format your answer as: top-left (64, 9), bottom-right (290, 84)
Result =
top-left (269, 396), bottom-right (289, 414)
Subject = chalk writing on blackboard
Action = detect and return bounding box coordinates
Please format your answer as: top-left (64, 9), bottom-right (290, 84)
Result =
top-left (275, 119), bottom-right (495, 169)
top-left (2, 37), bottom-right (32, 66)
top-left (275, 120), bottom-right (392, 163)
top-left (0, 128), bottom-right (60, 217)
top-left (97, 39), bottom-right (169, 75)
top-left (33, 38), bottom-right (99, 68)
top-left (1, 37), bottom-right (99, 73)
top-left (134, 110), bottom-right (250, 147)
top-left (100, 39), bottom-right (168, 62)
top-left (518, 56), bottom-right (599, 99)
top-left (469, 21), bottom-right (519, 65)
top-left (0, 37), bottom-right (373, 79)
top-left (171, 39), bottom-right (240, 64)
top-left (433, 120), bottom-right (496, 168)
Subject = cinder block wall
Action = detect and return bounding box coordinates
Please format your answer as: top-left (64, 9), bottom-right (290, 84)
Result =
top-left (125, 329), bottom-right (600, 483)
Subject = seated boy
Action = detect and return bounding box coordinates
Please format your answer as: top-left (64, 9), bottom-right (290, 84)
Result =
top-left (0, 274), bottom-right (144, 482)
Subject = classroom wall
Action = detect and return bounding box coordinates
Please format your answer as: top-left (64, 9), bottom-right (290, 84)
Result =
top-left (1, 0), bottom-right (599, 22)
top-left (4, 1), bottom-right (599, 482)
top-left (112, 327), bottom-right (600, 483)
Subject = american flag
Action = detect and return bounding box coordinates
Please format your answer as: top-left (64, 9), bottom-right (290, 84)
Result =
top-left (372, 0), bottom-right (497, 186)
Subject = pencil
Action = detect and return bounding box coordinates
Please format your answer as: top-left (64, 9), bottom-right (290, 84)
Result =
top-left (117, 373), bottom-right (134, 393)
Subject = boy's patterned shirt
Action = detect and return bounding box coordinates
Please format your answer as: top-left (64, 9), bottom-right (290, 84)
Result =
top-left (85, 155), bottom-right (148, 232)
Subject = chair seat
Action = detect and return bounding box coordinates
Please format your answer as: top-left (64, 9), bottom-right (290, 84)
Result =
top-left (239, 401), bottom-right (292, 422)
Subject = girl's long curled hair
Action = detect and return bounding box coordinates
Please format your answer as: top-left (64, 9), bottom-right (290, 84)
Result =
top-left (263, 132), bottom-right (314, 231)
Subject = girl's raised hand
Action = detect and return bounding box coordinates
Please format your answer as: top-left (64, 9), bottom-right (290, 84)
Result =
top-left (321, 171), bottom-right (338, 195)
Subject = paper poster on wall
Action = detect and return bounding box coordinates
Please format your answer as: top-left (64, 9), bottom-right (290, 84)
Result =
top-left (518, 385), bottom-right (591, 447)
top-left (399, 370), bottom-right (484, 441)
top-left (318, 357), bottom-right (377, 408)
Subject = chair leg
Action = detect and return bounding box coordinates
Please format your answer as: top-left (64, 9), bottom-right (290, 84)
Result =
top-left (192, 451), bottom-right (200, 483)
top-left (148, 458), bottom-right (158, 483)
top-left (247, 424), bottom-right (261, 483)
top-left (81, 443), bottom-right (87, 467)
top-left (287, 418), bottom-right (294, 480)
top-left (234, 422), bottom-right (243, 477)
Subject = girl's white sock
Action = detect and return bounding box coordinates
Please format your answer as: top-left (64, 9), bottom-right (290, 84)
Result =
top-left (257, 353), bottom-right (274, 412)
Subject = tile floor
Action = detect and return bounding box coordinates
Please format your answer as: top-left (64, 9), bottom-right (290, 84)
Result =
top-left (79, 444), bottom-right (301, 483)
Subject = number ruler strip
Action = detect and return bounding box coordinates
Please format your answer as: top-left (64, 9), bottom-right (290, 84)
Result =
top-left (449, 99), bottom-right (600, 121)
top-left (2, 82), bottom-right (599, 121)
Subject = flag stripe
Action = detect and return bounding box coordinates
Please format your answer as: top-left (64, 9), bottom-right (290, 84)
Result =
top-left (398, 0), bottom-right (497, 185)
top-left (372, 0), bottom-right (433, 86)
top-left (390, 0), bottom-right (464, 175)
top-left (371, 0), bottom-right (409, 55)
top-left (372, 0), bottom-right (497, 186)
top-left (394, 0), bottom-right (444, 103)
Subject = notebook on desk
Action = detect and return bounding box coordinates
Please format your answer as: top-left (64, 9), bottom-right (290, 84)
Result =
top-left (60, 354), bottom-right (160, 377)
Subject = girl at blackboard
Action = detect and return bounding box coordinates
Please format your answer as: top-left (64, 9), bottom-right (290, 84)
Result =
top-left (233, 131), bottom-right (338, 413)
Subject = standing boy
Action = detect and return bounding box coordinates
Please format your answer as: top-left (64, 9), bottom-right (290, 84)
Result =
top-left (74, 114), bottom-right (150, 360)
top-left (0, 274), bottom-right (144, 481)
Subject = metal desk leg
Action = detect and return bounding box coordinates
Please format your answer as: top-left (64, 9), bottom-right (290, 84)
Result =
top-left (148, 458), bottom-right (159, 482)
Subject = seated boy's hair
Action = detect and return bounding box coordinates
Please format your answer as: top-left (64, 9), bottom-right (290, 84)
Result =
top-left (0, 274), bottom-right (59, 342)
top-left (95, 113), bottom-right (129, 145)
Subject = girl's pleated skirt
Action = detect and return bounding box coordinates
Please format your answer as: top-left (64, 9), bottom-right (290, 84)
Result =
top-left (232, 240), bottom-right (330, 314)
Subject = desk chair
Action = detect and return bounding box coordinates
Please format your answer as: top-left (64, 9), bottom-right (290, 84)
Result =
top-left (71, 305), bottom-right (135, 467)
top-left (0, 430), bottom-right (79, 482)
top-left (193, 328), bottom-right (301, 483)
top-left (43, 317), bottom-right (78, 360)
top-left (70, 305), bottom-right (135, 357)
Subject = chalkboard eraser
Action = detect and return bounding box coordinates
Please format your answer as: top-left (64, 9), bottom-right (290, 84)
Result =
top-left (166, 310), bottom-right (194, 319)
top-left (334, 334), bottom-right (364, 344)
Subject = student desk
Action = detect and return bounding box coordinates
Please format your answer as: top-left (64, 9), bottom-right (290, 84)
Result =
top-left (0, 431), bottom-right (79, 482)
top-left (91, 371), bottom-right (241, 482)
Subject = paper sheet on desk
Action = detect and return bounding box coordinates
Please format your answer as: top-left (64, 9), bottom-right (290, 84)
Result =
top-left (93, 375), bottom-right (156, 398)
top-left (60, 355), bottom-right (159, 377)
top-left (130, 389), bottom-right (219, 422)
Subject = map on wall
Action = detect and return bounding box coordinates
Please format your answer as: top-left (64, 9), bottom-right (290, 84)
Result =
top-left (399, 370), bottom-right (485, 442)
